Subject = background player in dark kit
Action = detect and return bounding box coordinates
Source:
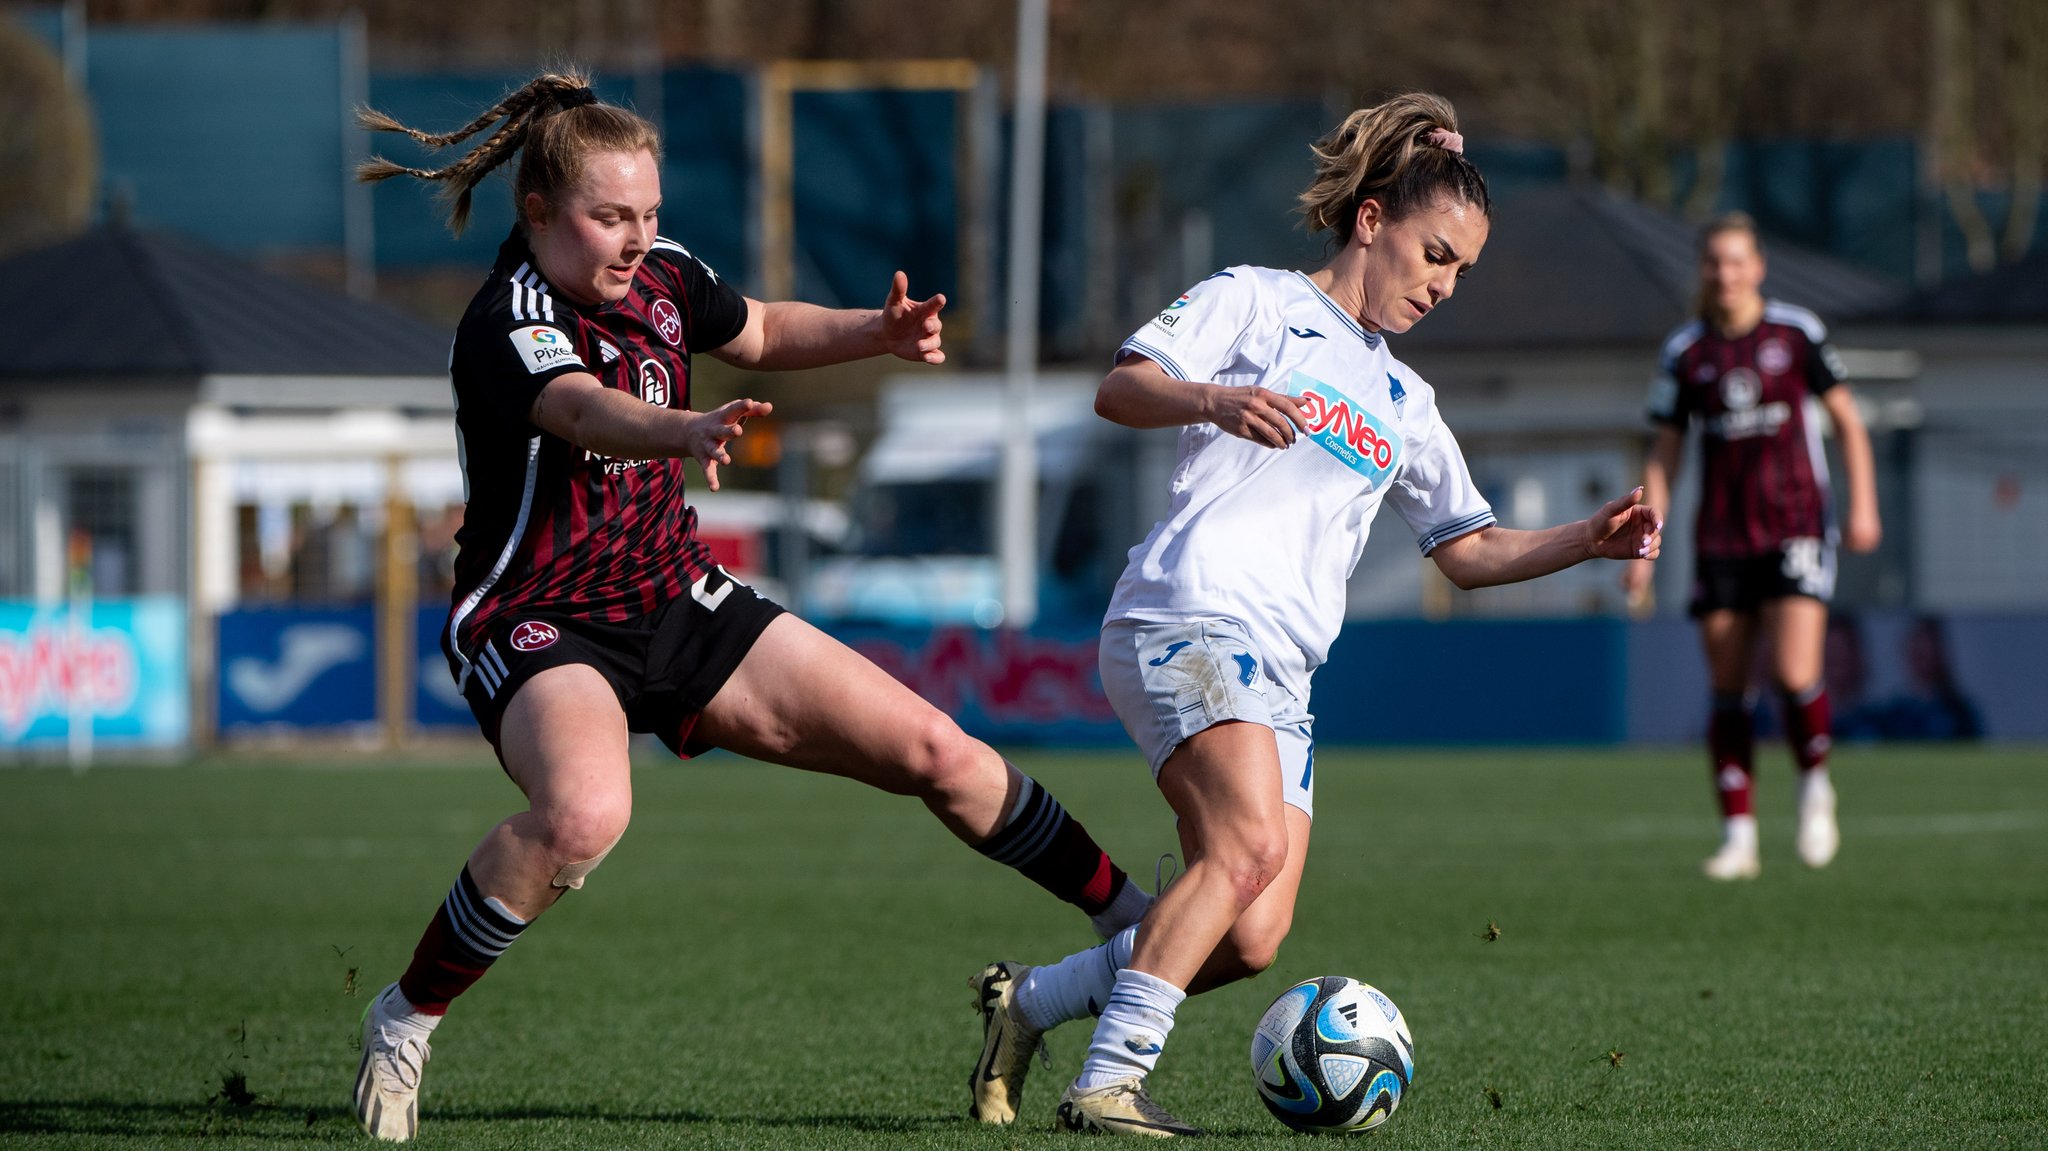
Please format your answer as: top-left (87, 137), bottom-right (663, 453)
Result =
top-left (1624, 212), bottom-right (1882, 881)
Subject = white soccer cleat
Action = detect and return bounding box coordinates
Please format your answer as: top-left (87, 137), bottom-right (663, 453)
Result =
top-left (1798, 776), bottom-right (1840, 868)
top-left (355, 983), bottom-right (432, 1142)
top-left (1055, 1077), bottom-right (1204, 1138)
top-left (969, 962), bottom-right (1044, 1124)
top-left (1701, 839), bottom-right (1761, 881)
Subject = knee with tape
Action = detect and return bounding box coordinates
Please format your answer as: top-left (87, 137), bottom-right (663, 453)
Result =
top-left (551, 829), bottom-right (624, 890)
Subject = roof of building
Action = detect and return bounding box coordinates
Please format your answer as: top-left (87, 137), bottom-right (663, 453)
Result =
top-left (1397, 185), bottom-right (1911, 351)
top-left (0, 225), bottom-right (451, 381)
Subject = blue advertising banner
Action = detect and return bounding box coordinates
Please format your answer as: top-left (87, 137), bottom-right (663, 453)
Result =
top-left (216, 607), bottom-right (376, 734)
top-left (414, 606), bottom-right (472, 730)
top-left (0, 598), bottom-right (189, 750)
top-left (1315, 618), bottom-right (1629, 745)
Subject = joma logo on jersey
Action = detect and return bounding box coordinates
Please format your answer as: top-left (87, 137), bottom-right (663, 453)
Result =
top-left (1290, 371), bottom-right (1402, 483)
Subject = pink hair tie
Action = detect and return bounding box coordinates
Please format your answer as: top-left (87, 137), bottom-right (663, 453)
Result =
top-left (1426, 128), bottom-right (1464, 155)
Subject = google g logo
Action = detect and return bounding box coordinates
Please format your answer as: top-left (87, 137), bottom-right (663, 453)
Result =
top-left (528, 328), bottom-right (559, 344)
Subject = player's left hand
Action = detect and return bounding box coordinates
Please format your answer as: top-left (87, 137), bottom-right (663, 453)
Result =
top-left (1844, 508), bottom-right (1882, 553)
top-left (878, 271), bottom-right (946, 364)
top-left (1585, 487), bottom-right (1663, 561)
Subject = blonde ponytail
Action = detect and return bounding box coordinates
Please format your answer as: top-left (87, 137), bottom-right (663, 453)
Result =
top-left (1298, 92), bottom-right (1490, 243)
top-left (357, 70), bottom-right (661, 236)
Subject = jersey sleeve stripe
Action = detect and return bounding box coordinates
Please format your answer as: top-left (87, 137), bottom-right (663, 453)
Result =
top-left (1763, 300), bottom-right (1828, 342)
top-left (1659, 319), bottom-right (1705, 365)
top-left (508, 264), bottom-right (556, 323)
top-left (1415, 509), bottom-right (1498, 555)
top-left (1122, 338), bottom-right (1193, 382)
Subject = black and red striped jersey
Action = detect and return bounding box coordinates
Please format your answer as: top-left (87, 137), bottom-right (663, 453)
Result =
top-left (441, 227), bottom-right (748, 686)
top-left (1647, 300), bottom-right (1847, 558)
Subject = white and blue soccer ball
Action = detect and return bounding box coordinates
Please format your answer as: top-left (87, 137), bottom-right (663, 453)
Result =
top-left (1250, 976), bottom-right (1415, 1133)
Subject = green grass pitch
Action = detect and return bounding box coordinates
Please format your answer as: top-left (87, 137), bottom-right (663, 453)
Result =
top-left (2, 743), bottom-right (2044, 1148)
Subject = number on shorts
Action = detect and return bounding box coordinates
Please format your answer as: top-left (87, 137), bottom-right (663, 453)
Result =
top-left (1779, 538), bottom-right (1829, 597)
top-left (690, 567), bottom-right (735, 612)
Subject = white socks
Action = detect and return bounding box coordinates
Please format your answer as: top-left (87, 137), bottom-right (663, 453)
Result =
top-left (1075, 968), bottom-right (1184, 1090)
top-left (1722, 813), bottom-right (1759, 851)
top-left (376, 984), bottom-right (442, 1037)
top-left (1014, 925), bottom-right (1137, 1033)
top-left (1799, 769), bottom-right (1834, 812)
top-left (1090, 880), bottom-right (1153, 940)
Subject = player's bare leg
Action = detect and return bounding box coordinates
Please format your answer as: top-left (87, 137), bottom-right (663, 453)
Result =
top-left (975, 805), bottom-right (1309, 1127)
top-left (697, 614), bottom-right (1149, 933)
top-left (1050, 721), bottom-right (1299, 1136)
top-left (1765, 597), bottom-right (1839, 867)
top-left (1183, 801), bottom-right (1312, 994)
top-left (1698, 610), bottom-right (1762, 879)
top-left (1131, 721), bottom-right (1294, 987)
top-left (359, 666), bottom-right (635, 1141)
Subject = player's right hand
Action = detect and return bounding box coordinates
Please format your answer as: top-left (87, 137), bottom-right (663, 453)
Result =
top-left (1209, 385), bottom-right (1305, 449)
top-left (687, 397), bottom-right (772, 491)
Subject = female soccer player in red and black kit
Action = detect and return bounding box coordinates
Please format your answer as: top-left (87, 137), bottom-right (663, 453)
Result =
top-left (344, 71), bottom-right (1150, 1142)
top-left (1624, 212), bottom-right (1882, 881)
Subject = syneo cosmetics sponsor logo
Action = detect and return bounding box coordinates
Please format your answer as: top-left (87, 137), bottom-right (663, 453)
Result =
top-left (1289, 371), bottom-right (1402, 485)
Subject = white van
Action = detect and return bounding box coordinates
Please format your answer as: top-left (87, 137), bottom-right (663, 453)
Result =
top-left (803, 373), bottom-right (1176, 628)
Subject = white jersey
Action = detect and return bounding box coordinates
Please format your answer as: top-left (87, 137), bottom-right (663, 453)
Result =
top-left (1105, 265), bottom-right (1495, 701)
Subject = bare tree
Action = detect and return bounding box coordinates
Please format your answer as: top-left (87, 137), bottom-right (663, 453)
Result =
top-left (2001, 0), bottom-right (2046, 260)
top-left (1932, 0), bottom-right (1998, 272)
top-left (0, 20), bottom-right (95, 258)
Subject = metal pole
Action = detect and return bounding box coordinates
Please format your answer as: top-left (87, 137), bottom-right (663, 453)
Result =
top-left (998, 0), bottom-right (1047, 630)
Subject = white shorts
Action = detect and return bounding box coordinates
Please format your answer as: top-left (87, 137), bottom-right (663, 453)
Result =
top-left (1099, 617), bottom-right (1316, 818)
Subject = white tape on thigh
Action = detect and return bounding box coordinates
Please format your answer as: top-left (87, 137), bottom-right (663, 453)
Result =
top-left (550, 831), bottom-right (623, 890)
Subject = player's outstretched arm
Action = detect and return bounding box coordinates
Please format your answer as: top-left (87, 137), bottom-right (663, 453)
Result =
top-left (1822, 385), bottom-right (1882, 553)
top-left (711, 271), bottom-right (945, 371)
top-left (530, 373), bottom-right (771, 490)
top-left (1432, 487), bottom-right (1663, 591)
top-left (1096, 354), bottom-right (1304, 448)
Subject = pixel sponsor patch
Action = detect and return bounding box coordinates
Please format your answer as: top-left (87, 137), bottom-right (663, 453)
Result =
top-left (510, 326), bottom-right (584, 375)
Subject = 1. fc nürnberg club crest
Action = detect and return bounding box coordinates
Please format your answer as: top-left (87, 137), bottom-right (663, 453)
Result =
top-left (651, 297), bottom-right (683, 346)
top-left (509, 621), bottom-right (560, 652)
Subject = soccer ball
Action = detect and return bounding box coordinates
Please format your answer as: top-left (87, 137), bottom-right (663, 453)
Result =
top-left (1250, 976), bottom-right (1414, 1133)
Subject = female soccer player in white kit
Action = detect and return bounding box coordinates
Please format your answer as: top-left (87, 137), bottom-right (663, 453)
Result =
top-left (967, 92), bottom-right (1666, 1136)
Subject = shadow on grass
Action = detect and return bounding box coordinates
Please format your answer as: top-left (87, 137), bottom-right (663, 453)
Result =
top-left (0, 1099), bottom-right (338, 1140)
top-left (0, 1099), bottom-right (973, 1139)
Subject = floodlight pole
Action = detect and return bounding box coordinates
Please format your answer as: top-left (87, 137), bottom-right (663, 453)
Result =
top-left (998, 0), bottom-right (1047, 630)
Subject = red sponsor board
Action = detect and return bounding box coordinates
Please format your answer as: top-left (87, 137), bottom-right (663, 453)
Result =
top-left (842, 627), bottom-right (1120, 738)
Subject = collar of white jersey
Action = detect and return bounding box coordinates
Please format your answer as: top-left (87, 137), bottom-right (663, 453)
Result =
top-left (1291, 271), bottom-right (1384, 350)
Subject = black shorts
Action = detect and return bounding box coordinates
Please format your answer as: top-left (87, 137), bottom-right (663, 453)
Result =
top-left (456, 567), bottom-right (786, 760)
top-left (1689, 537), bottom-right (1836, 617)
